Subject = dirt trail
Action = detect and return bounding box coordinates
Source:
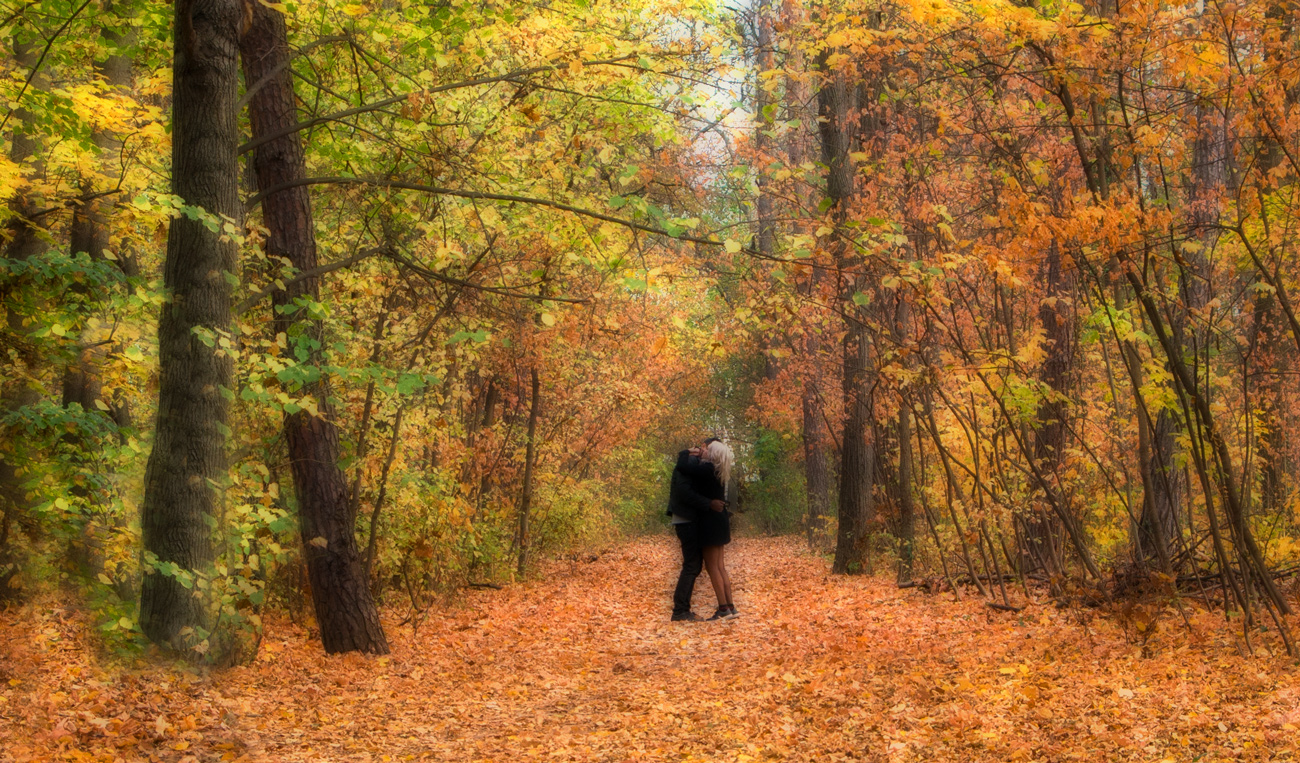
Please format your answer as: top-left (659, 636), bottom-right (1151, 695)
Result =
top-left (3, 536), bottom-right (1299, 762)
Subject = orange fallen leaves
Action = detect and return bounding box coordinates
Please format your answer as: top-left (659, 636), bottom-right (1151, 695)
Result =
top-left (2, 537), bottom-right (1299, 762)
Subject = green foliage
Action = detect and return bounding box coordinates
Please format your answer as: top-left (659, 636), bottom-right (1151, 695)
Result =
top-left (604, 444), bottom-right (673, 535)
top-left (0, 0), bottom-right (754, 660)
top-left (739, 429), bottom-right (806, 535)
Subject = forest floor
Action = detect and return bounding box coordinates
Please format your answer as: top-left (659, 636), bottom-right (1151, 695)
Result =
top-left (3, 535), bottom-right (1300, 762)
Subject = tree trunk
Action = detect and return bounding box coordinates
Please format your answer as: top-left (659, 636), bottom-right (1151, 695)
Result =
top-left (62, 10), bottom-right (138, 536)
top-left (817, 50), bottom-right (874, 574)
top-left (894, 394), bottom-right (915, 582)
top-left (241, 2), bottom-right (388, 654)
top-left (1251, 294), bottom-right (1291, 518)
top-left (783, 0), bottom-right (832, 550)
top-left (1024, 241), bottom-right (1076, 576)
top-left (139, 0), bottom-right (243, 650)
top-left (752, 0), bottom-right (776, 258)
top-left (801, 391), bottom-right (832, 549)
top-left (516, 367), bottom-right (541, 577)
top-left (0, 33), bottom-right (49, 603)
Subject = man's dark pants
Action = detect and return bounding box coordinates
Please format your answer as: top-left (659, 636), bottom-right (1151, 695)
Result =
top-left (673, 522), bottom-right (704, 616)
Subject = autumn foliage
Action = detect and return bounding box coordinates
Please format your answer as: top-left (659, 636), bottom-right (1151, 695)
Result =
top-left (2, 0), bottom-right (1300, 757)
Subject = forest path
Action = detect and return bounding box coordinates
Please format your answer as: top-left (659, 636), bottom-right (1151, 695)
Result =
top-left (3, 535), bottom-right (1300, 762)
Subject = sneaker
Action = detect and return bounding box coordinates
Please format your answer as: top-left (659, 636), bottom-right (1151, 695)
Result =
top-left (707, 607), bottom-right (730, 621)
top-left (724, 605), bottom-right (739, 618)
top-left (671, 611), bottom-right (703, 622)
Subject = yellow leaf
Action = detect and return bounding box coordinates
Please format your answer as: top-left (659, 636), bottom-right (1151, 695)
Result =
top-left (540, 312), bottom-right (556, 327)
top-left (342, 3), bottom-right (367, 15)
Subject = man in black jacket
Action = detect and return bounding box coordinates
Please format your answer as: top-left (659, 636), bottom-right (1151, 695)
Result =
top-left (667, 446), bottom-right (726, 621)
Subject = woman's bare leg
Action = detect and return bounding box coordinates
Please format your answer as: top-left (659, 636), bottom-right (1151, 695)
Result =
top-left (718, 547), bottom-right (734, 607)
top-left (702, 546), bottom-right (727, 606)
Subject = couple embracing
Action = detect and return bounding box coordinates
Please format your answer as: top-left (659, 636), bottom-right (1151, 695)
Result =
top-left (667, 437), bottom-right (737, 622)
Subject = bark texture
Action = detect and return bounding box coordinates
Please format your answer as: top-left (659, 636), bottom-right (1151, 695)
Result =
top-left (241, 2), bottom-right (388, 654)
top-left (817, 53), bottom-right (874, 574)
top-left (139, 0), bottom-right (243, 648)
top-left (1024, 241), bottom-right (1076, 575)
top-left (515, 368), bottom-right (541, 577)
top-left (0, 34), bottom-right (49, 603)
top-left (63, 9), bottom-right (137, 551)
top-left (780, 0), bottom-right (833, 550)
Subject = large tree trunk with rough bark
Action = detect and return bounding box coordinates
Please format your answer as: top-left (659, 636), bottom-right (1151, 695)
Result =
top-left (139, 0), bottom-right (243, 649)
top-left (241, 2), bottom-right (389, 654)
top-left (817, 51), bottom-right (874, 574)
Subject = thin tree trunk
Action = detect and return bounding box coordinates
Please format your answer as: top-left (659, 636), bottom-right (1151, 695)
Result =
top-left (348, 309), bottom-right (388, 522)
top-left (62, 10), bottom-right (137, 541)
top-left (1124, 262), bottom-right (1293, 619)
top-left (0, 33), bottom-right (50, 603)
top-left (1024, 241), bottom-right (1076, 576)
top-left (752, 0), bottom-right (776, 258)
top-left (241, 2), bottom-right (388, 654)
top-left (516, 367), bottom-right (541, 577)
top-left (802, 391), bottom-right (832, 549)
top-left (364, 406), bottom-right (405, 580)
top-left (895, 403), bottom-right (915, 583)
top-left (783, 1), bottom-right (832, 550)
top-left (139, 0), bottom-right (243, 650)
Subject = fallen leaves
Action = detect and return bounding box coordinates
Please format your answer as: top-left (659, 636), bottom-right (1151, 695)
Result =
top-left (1, 537), bottom-right (1299, 761)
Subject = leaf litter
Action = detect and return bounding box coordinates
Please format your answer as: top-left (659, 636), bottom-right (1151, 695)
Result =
top-left (2, 536), bottom-right (1299, 762)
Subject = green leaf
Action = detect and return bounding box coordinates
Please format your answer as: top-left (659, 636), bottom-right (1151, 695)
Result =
top-left (396, 373), bottom-right (425, 395)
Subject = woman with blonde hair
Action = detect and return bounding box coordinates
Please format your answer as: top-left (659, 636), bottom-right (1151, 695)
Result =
top-left (697, 438), bottom-right (737, 619)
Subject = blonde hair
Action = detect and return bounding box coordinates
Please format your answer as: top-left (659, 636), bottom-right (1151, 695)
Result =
top-left (704, 440), bottom-right (733, 489)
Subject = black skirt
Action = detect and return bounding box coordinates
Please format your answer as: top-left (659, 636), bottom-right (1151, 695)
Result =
top-left (698, 509), bottom-right (731, 547)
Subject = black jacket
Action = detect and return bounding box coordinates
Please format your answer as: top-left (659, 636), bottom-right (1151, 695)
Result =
top-left (679, 454), bottom-right (725, 502)
top-left (666, 450), bottom-right (715, 522)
